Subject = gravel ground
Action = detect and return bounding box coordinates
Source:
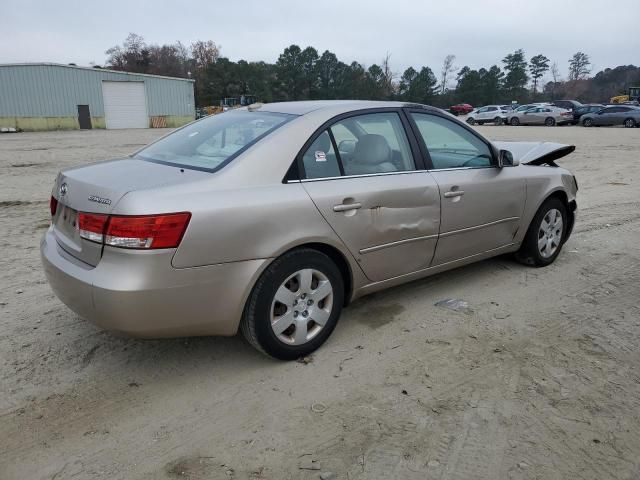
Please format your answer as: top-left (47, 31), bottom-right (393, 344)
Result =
top-left (1, 125), bottom-right (639, 479)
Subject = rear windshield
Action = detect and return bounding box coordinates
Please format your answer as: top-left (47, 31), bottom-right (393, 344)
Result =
top-left (136, 110), bottom-right (294, 172)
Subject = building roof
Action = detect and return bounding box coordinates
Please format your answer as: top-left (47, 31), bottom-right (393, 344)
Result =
top-left (0, 62), bottom-right (195, 82)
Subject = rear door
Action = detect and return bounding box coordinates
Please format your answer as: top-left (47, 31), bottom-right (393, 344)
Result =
top-left (612, 106), bottom-right (632, 124)
top-left (528, 107), bottom-right (545, 125)
top-left (299, 110), bottom-right (441, 282)
top-left (407, 110), bottom-right (525, 265)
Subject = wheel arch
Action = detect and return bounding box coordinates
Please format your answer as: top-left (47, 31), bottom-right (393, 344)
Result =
top-left (286, 242), bottom-right (354, 306)
top-left (246, 241), bottom-right (356, 311)
top-left (534, 189), bottom-right (576, 243)
top-left (546, 190), bottom-right (576, 241)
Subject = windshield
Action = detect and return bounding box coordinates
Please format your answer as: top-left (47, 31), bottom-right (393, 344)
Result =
top-left (136, 110), bottom-right (294, 172)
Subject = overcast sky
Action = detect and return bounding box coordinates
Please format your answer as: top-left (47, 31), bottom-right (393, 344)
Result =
top-left (2, 0), bottom-right (638, 81)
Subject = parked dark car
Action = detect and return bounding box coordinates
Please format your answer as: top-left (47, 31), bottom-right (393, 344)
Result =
top-left (449, 103), bottom-right (474, 115)
top-left (571, 104), bottom-right (604, 124)
top-left (581, 105), bottom-right (640, 127)
top-left (551, 100), bottom-right (583, 111)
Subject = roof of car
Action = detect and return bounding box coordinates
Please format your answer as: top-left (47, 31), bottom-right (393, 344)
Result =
top-left (256, 100), bottom-right (438, 115)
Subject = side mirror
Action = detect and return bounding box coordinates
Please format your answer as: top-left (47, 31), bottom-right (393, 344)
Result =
top-left (498, 149), bottom-right (519, 168)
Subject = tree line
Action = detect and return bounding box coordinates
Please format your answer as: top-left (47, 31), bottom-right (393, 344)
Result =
top-left (101, 33), bottom-right (640, 108)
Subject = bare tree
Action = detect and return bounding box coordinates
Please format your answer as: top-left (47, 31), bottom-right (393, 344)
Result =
top-left (550, 61), bottom-right (561, 83)
top-left (381, 52), bottom-right (395, 98)
top-left (568, 52), bottom-right (591, 81)
top-left (440, 54), bottom-right (456, 94)
top-left (191, 40), bottom-right (220, 70)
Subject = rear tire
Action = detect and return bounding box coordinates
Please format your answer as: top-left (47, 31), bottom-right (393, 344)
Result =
top-left (624, 118), bottom-right (636, 128)
top-left (240, 248), bottom-right (344, 360)
top-left (493, 116), bottom-right (503, 126)
top-left (516, 197), bottom-right (568, 267)
top-left (545, 117), bottom-right (556, 126)
top-left (583, 118), bottom-right (593, 127)
top-left (510, 117), bottom-right (520, 126)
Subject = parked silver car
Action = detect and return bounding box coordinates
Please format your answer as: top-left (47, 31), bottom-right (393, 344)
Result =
top-left (505, 103), bottom-right (551, 124)
top-left (580, 105), bottom-right (640, 127)
top-left (509, 105), bottom-right (573, 126)
top-left (42, 101), bottom-right (578, 359)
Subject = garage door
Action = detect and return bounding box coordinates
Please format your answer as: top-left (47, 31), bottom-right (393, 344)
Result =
top-left (102, 81), bottom-right (148, 129)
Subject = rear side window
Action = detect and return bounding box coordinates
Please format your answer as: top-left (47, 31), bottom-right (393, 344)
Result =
top-left (301, 112), bottom-right (415, 179)
top-left (410, 113), bottom-right (493, 169)
top-left (137, 110), bottom-right (293, 172)
top-left (301, 131), bottom-right (341, 179)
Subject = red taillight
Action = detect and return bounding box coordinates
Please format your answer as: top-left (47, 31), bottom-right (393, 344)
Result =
top-left (105, 212), bottom-right (191, 249)
top-left (78, 212), bottom-right (109, 243)
top-left (50, 196), bottom-right (58, 216)
top-left (75, 212), bottom-right (190, 249)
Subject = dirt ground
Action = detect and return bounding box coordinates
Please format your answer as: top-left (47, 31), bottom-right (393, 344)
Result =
top-left (1, 124), bottom-right (639, 480)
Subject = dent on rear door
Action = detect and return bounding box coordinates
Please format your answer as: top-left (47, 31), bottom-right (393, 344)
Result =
top-left (302, 172), bottom-right (441, 282)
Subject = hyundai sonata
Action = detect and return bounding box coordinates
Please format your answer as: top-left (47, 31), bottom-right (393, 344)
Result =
top-left (42, 101), bottom-right (578, 359)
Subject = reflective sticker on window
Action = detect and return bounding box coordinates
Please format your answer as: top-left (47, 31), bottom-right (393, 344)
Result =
top-left (315, 151), bottom-right (327, 162)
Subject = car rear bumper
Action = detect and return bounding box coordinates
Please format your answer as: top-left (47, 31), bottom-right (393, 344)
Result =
top-left (41, 228), bottom-right (269, 338)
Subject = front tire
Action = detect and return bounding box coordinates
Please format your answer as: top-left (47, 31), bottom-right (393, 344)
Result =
top-left (240, 248), bottom-right (344, 360)
top-left (510, 117), bottom-right (520, 126)
top-left (516, 198), bottom-right (568, 267)
top-left (466, 118), bottom-right (475, 125)
top-left (583, 118), bottom-right (593, 127)
top-left (624, 118), bottom-right (636, 128)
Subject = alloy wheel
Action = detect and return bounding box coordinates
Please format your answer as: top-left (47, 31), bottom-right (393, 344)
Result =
top-left (538, 208), bottom-right (563, 259)
top-left (270, 269), bottom-right (333, 345)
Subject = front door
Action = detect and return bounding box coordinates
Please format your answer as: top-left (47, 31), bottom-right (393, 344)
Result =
top-left (299, 111), bottom-right (441, 282)
top-left (77, 105), bottom-right (92, 130)
top-left (407, 111), bottom-right (525, 265)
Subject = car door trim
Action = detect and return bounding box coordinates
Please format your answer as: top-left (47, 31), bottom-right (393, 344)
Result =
top-left (359, 233), bottom-right (439, 254)
top-left (297, 169), bottom-right (426, 183)
top-left (439, 216), bottom-right (520, 238)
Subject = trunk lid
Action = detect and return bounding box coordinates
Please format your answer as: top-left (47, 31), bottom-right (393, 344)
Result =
top-left (52, 158), bottom-right (208, 266)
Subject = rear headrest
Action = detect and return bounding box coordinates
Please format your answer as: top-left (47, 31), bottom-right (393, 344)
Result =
top-left (353, 134), bottom-right (391, 165)
top-left (310, 132), bottom-right (331, 154)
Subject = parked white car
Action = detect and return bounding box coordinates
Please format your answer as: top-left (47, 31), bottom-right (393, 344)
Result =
top-left (465, 105), bottom-right (509, 125)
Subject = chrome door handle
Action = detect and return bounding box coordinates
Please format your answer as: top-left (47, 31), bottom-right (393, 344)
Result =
top-left (444, 190), bottom-right (465, 198)
top-left (333, 202), bottom-right (362, 212)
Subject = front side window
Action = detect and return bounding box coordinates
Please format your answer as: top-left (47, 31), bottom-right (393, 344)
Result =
top-left (410, 113), bottom-right (493, 170)
top-left (137, 110), bottom-right (293, 171)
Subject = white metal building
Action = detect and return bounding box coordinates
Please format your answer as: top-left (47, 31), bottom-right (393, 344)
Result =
top-left (0, 63), bottom-right (195, 131)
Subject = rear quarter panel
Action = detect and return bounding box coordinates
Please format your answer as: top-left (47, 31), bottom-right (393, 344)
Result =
top-left (114, 182), bottom-right (362, 273)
